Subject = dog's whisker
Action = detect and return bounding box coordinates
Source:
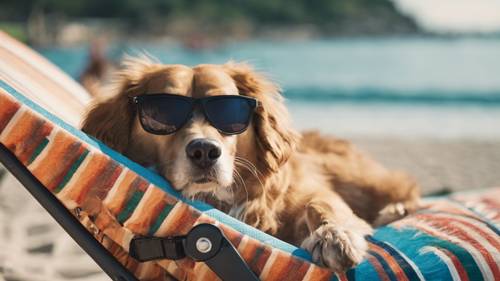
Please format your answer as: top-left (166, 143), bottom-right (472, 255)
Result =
top-left (233, 168), bottom-right (249, 208)
top-left (234, 157), bottom-right (262, 180)
top-left (234, 157), bottom-right (265, 192)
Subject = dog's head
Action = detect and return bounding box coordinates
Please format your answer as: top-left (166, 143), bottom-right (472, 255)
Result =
top-left (82, 56), bottom-right (298, 203)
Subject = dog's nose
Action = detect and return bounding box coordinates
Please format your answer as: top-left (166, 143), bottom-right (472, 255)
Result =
top-left (186, 138), bottom-right (222, 169)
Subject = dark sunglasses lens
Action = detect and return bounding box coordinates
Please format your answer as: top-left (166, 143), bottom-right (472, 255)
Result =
top-left (204, 97), bottom-right (254, 134)
top-left (138, 96), bottom-right (192, 134)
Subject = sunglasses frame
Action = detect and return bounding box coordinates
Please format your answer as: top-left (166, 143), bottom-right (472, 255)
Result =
top-left (131, 94), bottom-right (258, 135)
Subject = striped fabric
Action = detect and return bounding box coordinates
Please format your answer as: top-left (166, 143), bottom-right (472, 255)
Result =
top-left (1, 32), bottom-right (499, 281)
top-left (0, 30), bottom-right (90, 127)
top-left (2, 83), bottom-right (500, 281)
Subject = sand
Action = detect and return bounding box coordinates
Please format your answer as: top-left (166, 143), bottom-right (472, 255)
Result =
top-left (1, 137), bottom-right (499, 280)
top-left (352, 138), bottom-right (500, 194)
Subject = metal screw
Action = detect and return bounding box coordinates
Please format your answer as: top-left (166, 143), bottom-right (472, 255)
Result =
top-left (196, 237), bottom-right (212, 253)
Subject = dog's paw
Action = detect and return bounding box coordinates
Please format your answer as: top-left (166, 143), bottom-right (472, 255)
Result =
top-left (301, 223), bottom-right (371, 272)
top-left (373, 202), bottom-right (410, 227)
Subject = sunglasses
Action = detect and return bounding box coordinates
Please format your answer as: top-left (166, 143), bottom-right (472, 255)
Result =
top-left (131, 94), bottom-right (258, 135)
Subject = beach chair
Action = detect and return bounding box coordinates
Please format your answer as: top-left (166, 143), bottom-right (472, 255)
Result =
top-left (1, 31), bottom-right (499, 281)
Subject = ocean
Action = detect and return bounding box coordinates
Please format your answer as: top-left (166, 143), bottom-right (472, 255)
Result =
top-left (39, 37), bottom-right (500, 139)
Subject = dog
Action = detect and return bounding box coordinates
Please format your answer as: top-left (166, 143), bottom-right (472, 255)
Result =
top-left (81, 56), bottom-right (420, 272)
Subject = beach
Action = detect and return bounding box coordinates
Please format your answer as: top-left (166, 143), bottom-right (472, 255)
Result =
top-left (353, 138), bottom-right (500, 194)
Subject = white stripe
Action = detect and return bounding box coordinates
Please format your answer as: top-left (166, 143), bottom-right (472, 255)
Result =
top-left (433, 213), bottom-right (500, 253)
top-left (56, 151), bottom-right (94, 209)
top-left (420, 246), bottom-right (461, 281)
top-left (259, 249), bottom-right (279, 280)
top-left (448, 221), bottom-right (500, 266)
top-left (447, 201), bottom-right (500, 238)
top-left (237, 235), bottom-right (250, 253)
top-left (103, 168), bottom-right (129, 205)
top-left (27, 128), bottom-right (59, 170)
top-left (415, 219), bottom-right (495, 280)
top-left (385, 241), bottom-right (426, 281)
top-left (302, 264), bottom-right (318, 281)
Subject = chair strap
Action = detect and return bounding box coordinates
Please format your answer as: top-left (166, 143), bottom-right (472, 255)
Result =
top-left (130, 236), bottom-right (186, 261)
top-left (130, 224), bottom-right (260, 281)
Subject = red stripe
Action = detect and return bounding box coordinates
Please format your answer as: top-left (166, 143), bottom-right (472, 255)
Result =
top-left (439, 247), bottom-right (470, 281)
top-left (336, 272), bottom-right (348, 281)
top-left (366, 254), bottom-right (391, 281)
top-left (415, 214), bottom-right (500, 280)
top-left (431, 214), bottom-right (500, 251)
top-left (369, 242), bottom-right (409, 281)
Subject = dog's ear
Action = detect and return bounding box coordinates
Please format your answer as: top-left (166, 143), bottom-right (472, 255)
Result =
top-left (225, 62), bottom-right (299, 176)
top-left (81, 56), bottom-right (157, 153)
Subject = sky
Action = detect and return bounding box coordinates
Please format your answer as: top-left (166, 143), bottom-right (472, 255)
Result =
top-left (392, 0), bottom-right (500, 33)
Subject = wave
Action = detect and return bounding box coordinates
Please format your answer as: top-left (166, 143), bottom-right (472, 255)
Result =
top-left (284, 87), bottom-right (500, 106)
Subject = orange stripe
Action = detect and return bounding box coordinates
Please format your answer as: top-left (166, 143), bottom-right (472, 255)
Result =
top-left (157, 260), bottom-right (187, 280)
top-left (237, 236), bottom-right (268, 275)
top-left (105, 172), bottom-right (148, 215)
top-left (440, 248), bottom-right (470, 281)
top-left (156, 202), bottom-right (201, 236)
top-left (366, 254), bottom-right (391, 281)
top-left (262, 250), bottom-right (310, 281)
top-left (369, 242), bottom-right (409, 281)
top-left (1, 110), bottom-right (53, 164)
top-left (303, 265), bottom-right (334, 281)
top-left (218, 224), bottom-right (244, 248)
top-left (93, 208), bottom-right (134, 249)
top-left (252, 245), bottom-right (273, 276)
top-left (124, 187), bottom-right (168, 235)
top-left (192, 262), bottom-right (219, 281)
top-left (30, 131), bottom-right (86, 190)
top-left (0, 90), bottom-right (20, 132)
top-left (59, 153), bottom-right (121, 205)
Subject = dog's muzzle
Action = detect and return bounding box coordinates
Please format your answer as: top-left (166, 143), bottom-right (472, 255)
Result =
top-left (185, 138), bottom-right (222, 169)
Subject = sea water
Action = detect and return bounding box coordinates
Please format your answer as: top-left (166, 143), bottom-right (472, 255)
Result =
top-left (39, 37), bottom-right (500, 140)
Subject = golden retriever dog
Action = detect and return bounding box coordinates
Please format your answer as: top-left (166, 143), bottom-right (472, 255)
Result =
top-left (82, 56), bottom-right (420, 272)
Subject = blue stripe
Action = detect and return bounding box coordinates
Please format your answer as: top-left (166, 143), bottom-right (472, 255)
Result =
top-left (345, 258), bottom-right (382, 281)
top-left (368, 250), bottom-right (398, 281)
top-left (374, 226), bottom-right (480, 281)
top-left (367, 236), bottom-right (421, 280)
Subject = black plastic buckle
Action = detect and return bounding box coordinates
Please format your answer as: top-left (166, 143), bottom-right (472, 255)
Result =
top-left (129, 236), bottom-right (186, 262)
top-left (128, 224), bottom-right (259, 281)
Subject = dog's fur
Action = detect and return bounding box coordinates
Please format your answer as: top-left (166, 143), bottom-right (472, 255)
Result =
top-left (82, 56), bottom-right (420, 272)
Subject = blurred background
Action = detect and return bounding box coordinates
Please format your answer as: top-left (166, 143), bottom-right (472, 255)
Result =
top-left (1, 0), bottom-right (500, 280)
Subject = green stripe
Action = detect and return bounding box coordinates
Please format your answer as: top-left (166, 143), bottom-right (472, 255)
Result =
top-left (54, 149), bottom-right (89, 193)
top-left (27, 138), bottom-right (49, 165)
top-left (148, 204), bottom-right (175, 235)
top-left (117, 190), bottom-right (145, 224)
